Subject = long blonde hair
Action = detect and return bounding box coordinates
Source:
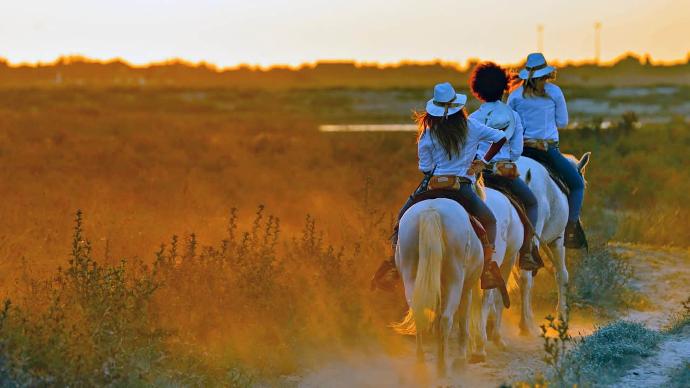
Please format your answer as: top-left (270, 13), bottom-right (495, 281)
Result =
top-left (521, 72), bottom-right (556, 98)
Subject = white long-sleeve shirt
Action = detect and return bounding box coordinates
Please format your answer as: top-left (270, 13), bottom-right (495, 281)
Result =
top-left (507, 82), bottom-right (568, 142)
top-left (418, 117), bottom-right (506, 183)
top-left (470, 101), bottom-right (524, 162)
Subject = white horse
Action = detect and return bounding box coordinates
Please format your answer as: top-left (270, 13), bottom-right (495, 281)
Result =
top-left (475, 187), bottom-right (523, 357)
top-left (515, 152), bottom-right (590, 334)
top-left (392, 198), bottom-right (484, 376)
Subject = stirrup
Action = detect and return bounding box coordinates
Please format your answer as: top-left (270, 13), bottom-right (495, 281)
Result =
top-left (481, 261), bottom-right (510, 309)
top-left (564, 219), bottom-right (588, 250)
top-left (519, 250), bottom-right (542, 272)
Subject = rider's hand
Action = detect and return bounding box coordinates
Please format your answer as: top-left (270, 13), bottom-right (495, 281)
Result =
top-left (467, 159), bottom-right (487, 175)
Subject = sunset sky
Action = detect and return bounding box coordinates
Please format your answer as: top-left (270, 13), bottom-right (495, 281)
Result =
top-left (2, 0), bottom-right (689, 67)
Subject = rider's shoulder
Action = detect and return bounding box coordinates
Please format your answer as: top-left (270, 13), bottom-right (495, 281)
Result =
top-left (544, 82), bottom-right (563, 95)
top-left (508, 86), bottom-right (524, 99)
top-left (418, 128), bottom-right (432, 143)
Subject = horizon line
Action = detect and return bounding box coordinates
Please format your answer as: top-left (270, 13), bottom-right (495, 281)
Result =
top-left (2, 51), bottom-right (689, 72)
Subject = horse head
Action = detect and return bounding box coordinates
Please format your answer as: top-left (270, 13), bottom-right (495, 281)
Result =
top-left (564, 151), bottom-right (591, 184)
top-left (576, 151), bottom-right (591, 176)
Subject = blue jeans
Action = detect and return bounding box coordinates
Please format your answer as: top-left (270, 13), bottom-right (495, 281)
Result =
top-left (484, 171), bottom-right (538, 252)
top-left (545, 145), bottom-right (584, 222)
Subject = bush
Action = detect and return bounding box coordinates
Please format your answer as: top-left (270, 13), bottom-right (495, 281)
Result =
top-left (665, 296), bottom-right (690, 334)
top-left (0, 211), bottom-right (167, 386)
top-left (568, 245), bottom-right (637, 313)
top-left (564, 320), bottom-right (662, 385)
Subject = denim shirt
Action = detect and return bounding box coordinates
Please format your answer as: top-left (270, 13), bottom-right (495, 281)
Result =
top-left (507, 82), bottom-right (568, 142)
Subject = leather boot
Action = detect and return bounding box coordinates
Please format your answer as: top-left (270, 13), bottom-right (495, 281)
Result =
top-left (370, 250), bottom-right (399, 291)
top-left (564, 219), bottom-right (588, 250)
top-left (480, 245), bottom-right (510, 308)
top-left (519, 239), bottom-right (544, 272)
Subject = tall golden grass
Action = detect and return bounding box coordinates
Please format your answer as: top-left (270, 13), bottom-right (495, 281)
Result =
top-left (0, 85), bottom-right (688, 384)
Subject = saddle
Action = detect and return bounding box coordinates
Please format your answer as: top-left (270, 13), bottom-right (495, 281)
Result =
top-left (482, 172), bottom-right (532, 233)
top-left (408, 185), bottom-right (490, 246)
top-left (522, 147), bottom-right (570, 195)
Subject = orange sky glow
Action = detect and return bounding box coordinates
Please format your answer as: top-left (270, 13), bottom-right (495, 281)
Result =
top-left (1, 0), bottom-right (688, 68)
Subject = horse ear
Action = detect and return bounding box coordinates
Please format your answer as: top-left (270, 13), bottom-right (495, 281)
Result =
top-left (525, 169), bottom-right (532, 184)
top-left (578, 152), bottom-right (591, 174)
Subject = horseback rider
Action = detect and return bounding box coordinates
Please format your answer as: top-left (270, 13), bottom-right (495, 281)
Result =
top-left (468, 62), bottom-right (543, 271)
top-left (374, 82), bottom-right (509, 294)
top-left (508, 53), bottom-right (587, 249)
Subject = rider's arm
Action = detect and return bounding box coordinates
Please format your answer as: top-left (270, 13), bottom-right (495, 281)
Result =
top-left (417, 130), bottom-right (434, 172)
top-left (473, 118), bottom-right (507, 162)
top-left (483, 137), bottom-right (507, 163)
top-left (509, 113), bottom-right (524, 161)
top-left (549, 84), bottom-right (569, 128)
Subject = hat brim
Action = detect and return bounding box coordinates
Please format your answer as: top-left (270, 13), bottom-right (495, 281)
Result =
top-left (518, 65), bottom-right (555, 80)
top-left (426, 93), bottom-right (467, 117)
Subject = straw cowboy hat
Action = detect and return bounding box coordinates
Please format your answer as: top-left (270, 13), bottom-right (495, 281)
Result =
top-left (426, 82), bottom-right (467, 118)
top-left (518, 52), bottom-right (555, 80)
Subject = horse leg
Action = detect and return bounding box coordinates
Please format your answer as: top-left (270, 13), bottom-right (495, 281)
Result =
top-left (519, 269), bottom-right (538, 336)
top-left (491, 292), bottom-right (507, 349)
top-left (476, 288), bottom-right (492, 360)
top-left (438, 277), bottom-right (462, 377)
top-left (481, 235), bottom-right (509, 352)
top-left (550, 241), bottom-right (569, 320)
top-left (455, 283), bottom-right (472, 368)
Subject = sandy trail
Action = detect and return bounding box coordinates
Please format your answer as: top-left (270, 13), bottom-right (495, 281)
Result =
top-left (609, 243), bottom-right (690, 387)
top-left (297, 243), bottom-right (689, 387)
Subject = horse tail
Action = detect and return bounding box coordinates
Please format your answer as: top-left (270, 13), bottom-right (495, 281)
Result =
top-left (392, 208), bottom-right (444, 335)
top-left (508, 262), bottom-right (521, 294)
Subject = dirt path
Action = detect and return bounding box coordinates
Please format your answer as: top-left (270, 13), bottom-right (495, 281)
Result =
top-left (296, 243), bottom-right (689, 387)
top-left (609, 243), bottom-right (690, 387)
top-left (612, 329), bottom-right (690, 388)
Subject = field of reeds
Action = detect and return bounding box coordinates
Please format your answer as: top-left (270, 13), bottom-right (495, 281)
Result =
top-left (0, 83), bottom-right (688, 385)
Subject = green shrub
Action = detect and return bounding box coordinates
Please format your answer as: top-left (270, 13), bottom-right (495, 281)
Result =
top-left (0, 211), bottom-right (166, 386)
top-left (568, 245), bottom-right (637, 313)
top-left (564, 321), bottom-right (662, 385)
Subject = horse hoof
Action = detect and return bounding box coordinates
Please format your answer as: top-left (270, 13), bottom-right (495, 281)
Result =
top-left (469, 353), bottom-right (486, 364)
top-left (452, 358), bottom-right (467, 370)
top-left (492, 337), bottom-right (507, 350)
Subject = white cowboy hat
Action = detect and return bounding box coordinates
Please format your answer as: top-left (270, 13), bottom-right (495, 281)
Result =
top-left (484, 102), bottom-right (515, 140)
top-left (518, 52), bottom-right (555, 80)
top-left (426, 82), bottom-right (467, 117)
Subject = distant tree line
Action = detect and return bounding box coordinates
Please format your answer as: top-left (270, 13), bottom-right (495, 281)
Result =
top-left (0, 53), bottom-right (688, 88)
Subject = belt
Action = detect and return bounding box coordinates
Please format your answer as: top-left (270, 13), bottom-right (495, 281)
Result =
top-left (427, 175), bottom-right (471, 190)
top-left (524, 139), bottom-right (558, 151)
top-left (487, 161), bottom-right (519, 179)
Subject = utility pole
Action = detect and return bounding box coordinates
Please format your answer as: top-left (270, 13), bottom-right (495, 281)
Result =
top-left (537, 24), bottom-right (544, 53)
top-left (594, 22), bottom-right (602, 64)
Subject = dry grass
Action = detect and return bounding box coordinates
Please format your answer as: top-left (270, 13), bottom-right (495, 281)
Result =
top-left (0, 86), bottom-right (688, 382)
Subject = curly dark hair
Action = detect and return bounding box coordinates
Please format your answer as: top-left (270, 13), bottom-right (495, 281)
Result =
top-left (469, 62), bottom-right (510, 102)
